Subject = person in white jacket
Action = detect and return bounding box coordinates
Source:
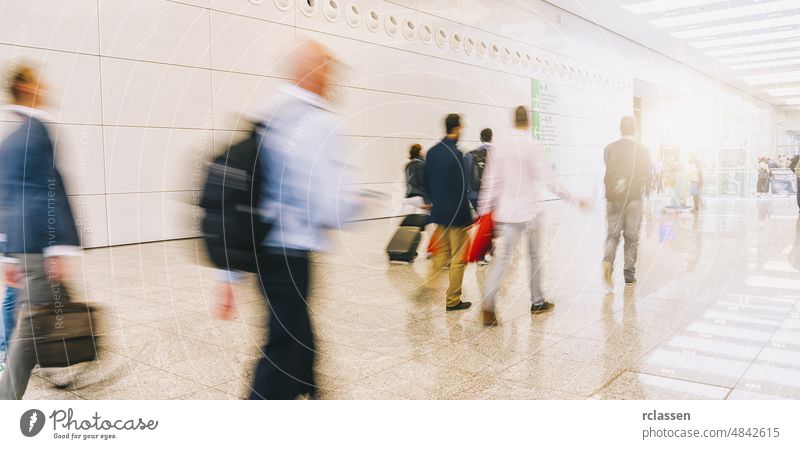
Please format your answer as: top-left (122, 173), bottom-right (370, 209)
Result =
top-left (477, 106), bottom-right (589, 326)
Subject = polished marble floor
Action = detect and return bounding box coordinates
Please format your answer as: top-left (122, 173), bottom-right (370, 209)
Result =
top-left (12, 195), bottom-right (800, 400)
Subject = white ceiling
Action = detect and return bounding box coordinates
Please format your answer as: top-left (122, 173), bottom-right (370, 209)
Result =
top-left (544, 0), bottom-right (800, 109)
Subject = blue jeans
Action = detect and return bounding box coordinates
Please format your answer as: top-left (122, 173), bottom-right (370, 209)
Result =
top-left (0, 286), bottom-right (16, 353)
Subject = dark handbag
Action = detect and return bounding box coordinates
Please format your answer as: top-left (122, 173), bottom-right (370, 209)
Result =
top-left (27, 283), bottom-right (100, 368)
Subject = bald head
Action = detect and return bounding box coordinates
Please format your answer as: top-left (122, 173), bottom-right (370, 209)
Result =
top-left (293, 40), bottom-right (333, 98)
top-left (620, 116), bottom-right (636, 137)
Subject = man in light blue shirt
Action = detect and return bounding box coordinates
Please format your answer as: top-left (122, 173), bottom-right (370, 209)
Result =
top-left (217, 41), bottom-right (360, 399)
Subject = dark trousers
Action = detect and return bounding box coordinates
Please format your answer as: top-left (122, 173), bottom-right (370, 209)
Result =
top-left (797, 185), bottom-right (800, 211)
top-left (0, 254), bottom-right (49, 399)
top-left (250, 251), bottom-right (315, 400)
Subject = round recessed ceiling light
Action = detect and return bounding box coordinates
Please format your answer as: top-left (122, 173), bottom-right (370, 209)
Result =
top-left (385, 15), bottom-right (399, 36)
top-left (489, 43), bottom-right (500, 61)
top-left (420, 23), bottom-right (433, 43)
top-left (435, 28), bottom-right (447, 48)
top-left (477, 40), bottom-right (488, 58)
top-left (450, 32), bottom-right (462, 52)
top-left (464, 37), bottom-right (475, 55)
top-left (403, 19), bottom-right (416, 40)
top-left (366, 10), bottom-right (379, 32)
top-left (324, 0), bottom-right (340, 22)
top-left (345, 3), bottom-right (360, 27)
top-left (300, 0), bottom-right (316, 17)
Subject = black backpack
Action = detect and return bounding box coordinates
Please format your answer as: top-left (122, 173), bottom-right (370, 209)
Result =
top-left (466, 146), bottom-right (488, 193)
top-left (200, 123), bottom-right (271, 272)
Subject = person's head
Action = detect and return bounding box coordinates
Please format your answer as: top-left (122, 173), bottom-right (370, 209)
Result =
top-left (620, 116), bottom-right (636, 137)
top-left (5, 63), bottom-right (46, 109)
top-left (514, 106), bottom-right (528, 129)
top-left (293, 40), bottom-right (334, 98)
top-left (445, 113), bottom-right (461, 139)
top-left (409, 143), bottom-right (423, 160)
top-left (480, 128), bottom-right (493, 144)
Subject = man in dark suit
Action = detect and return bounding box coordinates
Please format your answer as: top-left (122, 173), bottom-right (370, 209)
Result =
top-left (0, 65), bottom-right (80, 399)
top-left (423, 114), bottom-right (472, 311)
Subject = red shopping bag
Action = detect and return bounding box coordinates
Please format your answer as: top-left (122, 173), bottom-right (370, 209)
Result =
top-left (467, 213), bottom-right (494, 263)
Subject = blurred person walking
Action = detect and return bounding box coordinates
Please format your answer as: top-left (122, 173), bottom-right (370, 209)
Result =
top-left (464, 128), bottom-right (493, 265)
top-left (478, 106), bottom-right (589, 325)
top-left (215, 40), bottom-right (361, 400)
top-left (652, 158), bottom-right (663, 195)
top-left (757, 158), bottom-right (770, 197)
top-left (423, 114), bottom-right (472, 311)
top-left (464, 128), bottom-right (492, 211)
top-left (791, 155), bottom-right (800, 213)
top-left (602, 116), bottom-right (652, 288)
top-left (0, 64), bottom-right (81, 399)
top-left (402, 143), bottom-right (429, 213)
top-left (688, 155), bottom-right (703, 213)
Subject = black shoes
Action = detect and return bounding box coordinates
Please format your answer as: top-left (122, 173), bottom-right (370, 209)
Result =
top-left (446, 301), bottom-right (472, 311)
top-left (531, 301), bottom-right (555, 314)
top-left (480, 309), bottom-right (498, 326)
top-left (625, 277), bottom-right (637, 286)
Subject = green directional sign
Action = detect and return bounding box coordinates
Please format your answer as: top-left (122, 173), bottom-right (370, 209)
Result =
top-left (531, 78), bottom-right (541, 139)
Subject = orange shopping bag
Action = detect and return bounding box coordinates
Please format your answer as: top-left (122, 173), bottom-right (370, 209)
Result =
top-left (467, 213), bottom-right (493, 263)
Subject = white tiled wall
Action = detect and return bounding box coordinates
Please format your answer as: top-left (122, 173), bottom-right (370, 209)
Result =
top-left (0, 0), bottom-right (776, 247)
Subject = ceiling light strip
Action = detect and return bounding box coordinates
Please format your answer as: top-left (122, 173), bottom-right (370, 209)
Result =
top-left (719, 50), bottom-right (800, 64)
top-left (731, 58), bottom-right (800, 70)
top-left (744, 70), bottom-right (800, 85)
top-left (692, 29), bottom-right (800, 49)
top-left (707, 40), bottom-right (800, 57)
top-left (622, 0), bottom-right (727, 16)
top-left (672, 16), bottom-right (800, 40)
top-left (767, 87), bottom-right (800, 97)
top-left (650, 0), bottom-right (800, 28)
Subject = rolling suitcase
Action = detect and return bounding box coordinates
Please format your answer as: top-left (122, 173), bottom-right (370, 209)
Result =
top-left (400, 213), bottom-right (427, 229)
top-left (387, 226), bottom-right (422, 262)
